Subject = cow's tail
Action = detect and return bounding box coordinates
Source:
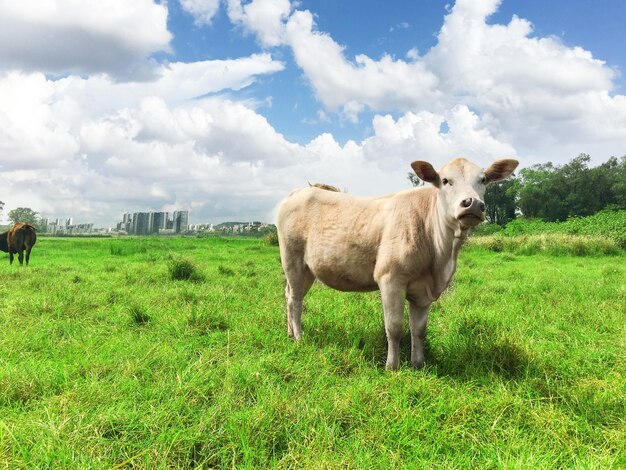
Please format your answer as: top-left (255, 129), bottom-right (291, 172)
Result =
top-left (22, 223), bottom-right (37, 247)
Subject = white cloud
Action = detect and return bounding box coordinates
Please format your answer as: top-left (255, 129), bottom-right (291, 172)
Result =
top-left (424, 0), bottom-right (626, 153)
top-left (179, 0), bottom-right (221, 26)
top-left (227, 0), bottom-right (292, 47)
top-left (0, 0), bottom-right (171, 80)
top-left (0, 51), bottom-right (284, 168)
top-left (0, 72), bottom-right (80, 169)
top-left (44, 54), bottom-right (284, 120)
top-left (361, 106), bottom-right (516, 172)
top-left (389, 22), bottom-right (409, 32)
top-left (285, 10), bottom-right (441, 121)
top-left (281, 0), bottom-right (625, 163)
top-left (406, 48), bottom-right (420, 61)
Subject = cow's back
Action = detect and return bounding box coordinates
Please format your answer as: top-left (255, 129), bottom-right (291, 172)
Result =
top-left (278, 187), bottom-right (394, 291)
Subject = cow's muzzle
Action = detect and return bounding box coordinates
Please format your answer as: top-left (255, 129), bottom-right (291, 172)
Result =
top-left (457, 197), bottom-right (485, 228)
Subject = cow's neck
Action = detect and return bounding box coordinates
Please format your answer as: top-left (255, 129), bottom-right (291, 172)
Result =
top-left (428, 194), bottom-right (471, 296)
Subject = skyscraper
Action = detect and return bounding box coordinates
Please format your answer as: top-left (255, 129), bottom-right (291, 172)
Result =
top-left (152, 211), bottom-right (168, 233)
top-left (135, 212), bottom-right (150, 235)
top-left (173, 211), bottom-right (189, 233)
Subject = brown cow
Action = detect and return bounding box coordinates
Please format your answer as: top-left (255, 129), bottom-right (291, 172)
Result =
top-left (277, 157), bottom-right (518, 370)
top-left (0, 222), bottom-right (37, 265)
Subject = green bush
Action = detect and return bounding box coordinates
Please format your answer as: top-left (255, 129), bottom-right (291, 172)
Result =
top-left (109, 245), bottom-right (124, 256)
top-left (168, 257), bottom-right (203, 282)
top-left (263, 228), bottom-right (279, 246)
top-left (472, 223), bottom-right (503, 236)
top-left (109, 241), bottom-right (149, 256)
top-left (129, 305), bottom-right (150, 325)
top-left (217, 265), bottom-right (235, 276)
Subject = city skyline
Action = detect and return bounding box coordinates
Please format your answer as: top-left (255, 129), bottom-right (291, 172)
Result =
top-left (1, 209), bottom-right (271, 235)
top-left (117, 210), bottom-right (189, 235)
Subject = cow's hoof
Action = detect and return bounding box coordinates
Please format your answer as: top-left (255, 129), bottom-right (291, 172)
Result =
top-left (411, 360), bottom-right (425, 370)
top-left (385, 362), bottom-right (399, 371)
top-left (288, 330), bottom-right (302, 341)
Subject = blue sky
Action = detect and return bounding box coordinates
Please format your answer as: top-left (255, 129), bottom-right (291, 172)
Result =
top-left (1, 0), bottom-right (625, 226)
top-left (165, 0), bottom-right (626, 145)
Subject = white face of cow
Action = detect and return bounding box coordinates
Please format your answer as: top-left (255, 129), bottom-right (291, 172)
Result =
top-left (411, 157), bottom-right (519, 230)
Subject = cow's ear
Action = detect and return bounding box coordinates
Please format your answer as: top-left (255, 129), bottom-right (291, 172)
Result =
top-left (484, 159), bottom-right (519, 183)
top-left (411, 161), bottom-right (441, 187)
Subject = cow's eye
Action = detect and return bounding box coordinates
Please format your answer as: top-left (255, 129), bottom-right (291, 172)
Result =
top-left (442, 178), bottom-right (449, 186)
top-left (481, 176), bottom-right (487, 184)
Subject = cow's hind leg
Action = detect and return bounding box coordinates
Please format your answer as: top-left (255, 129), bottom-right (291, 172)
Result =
top-left (9, 252), bottom-right (14, 265)
top-left (17, 249), bottom-right (24, 265)
top-left (284, 264), bottom-right (314, 340)
top-left (285, 283), bottom-right (292, 336)
top-left (25, 246), bottom-right (32, 266)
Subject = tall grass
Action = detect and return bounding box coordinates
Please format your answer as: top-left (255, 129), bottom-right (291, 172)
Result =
top-left (168, 256), bottom-right (203, 282)
top-left (262, 226), bottom-right (279, 246)
top-left (469, 233), bottom-right (622, 256)
top-left (472, 209), bottom-right (626, 254)
top-left (476, 209), bottom-right (626, 249)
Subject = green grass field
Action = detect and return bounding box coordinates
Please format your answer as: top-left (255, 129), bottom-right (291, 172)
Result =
top-left (0, 237), bottom-right (624, 468)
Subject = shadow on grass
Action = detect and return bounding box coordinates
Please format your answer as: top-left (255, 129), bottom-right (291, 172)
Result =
top-left (302, 315), bottom-right (388, 370)
top-left (426, 330), bottom-right (530, 380)
top-left (425, 317), bottom-right (533, 380)
top-left (304, 312), bottom-right (534, 380)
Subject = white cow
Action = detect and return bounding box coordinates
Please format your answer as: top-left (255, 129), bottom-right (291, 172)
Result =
top-left (277, 157), bottom-right (519, 370)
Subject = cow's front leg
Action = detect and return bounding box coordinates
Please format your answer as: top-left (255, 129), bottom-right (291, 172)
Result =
top-left (380, 279), bottom-right (406, 371)
top-left (409, 301), bottom-right (429, 369)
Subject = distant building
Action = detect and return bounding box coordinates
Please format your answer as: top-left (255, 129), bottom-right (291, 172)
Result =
top-left (116, 210), bottom-right (188, 235)
top-left (40, 217), bottom-right (93, 235)
top-left (210, 221), bottom-right (272, 235)
top-left (120, 213), bottom-right (133, 233)
top-left (188, 223), bottom-right (214, 232)
top-left (173, 211), bottom-right (189, 233)
top-left (134, 212), bottom-right (151, 235)
top-left (152, 211), bottom-right (168, 233)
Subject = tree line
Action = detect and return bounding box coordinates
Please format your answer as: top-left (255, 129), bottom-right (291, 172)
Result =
top-left (410, 154), bottom-right (626, 225)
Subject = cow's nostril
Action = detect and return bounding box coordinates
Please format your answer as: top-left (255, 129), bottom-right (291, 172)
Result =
top-left (461, 198), bottom-right (473, 208)
top-left (479, 202), bottom-right (485, 212)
